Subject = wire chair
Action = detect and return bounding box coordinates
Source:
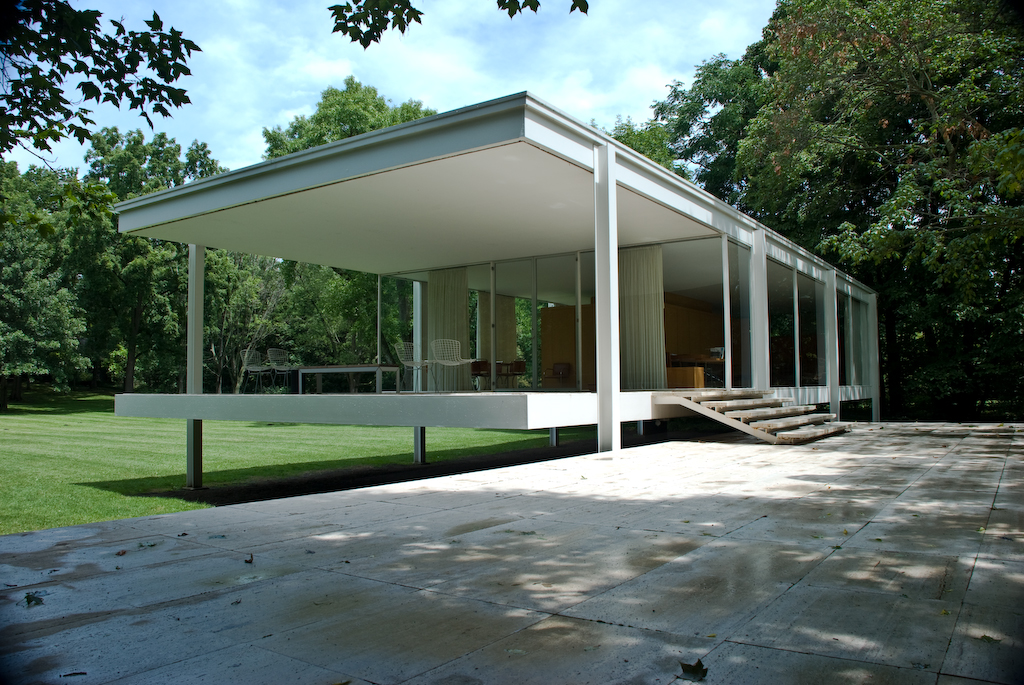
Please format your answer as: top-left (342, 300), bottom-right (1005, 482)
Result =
top-left (429, 339), bottom-right (473, 391)
top-left (241, 347), bottom-right (270, 393)
top-left (393, 341), bottom-right (427, 392)
top-left (266, 348), bottom-right (294, 389)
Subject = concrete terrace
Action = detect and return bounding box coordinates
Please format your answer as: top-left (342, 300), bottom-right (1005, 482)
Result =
top-left (1, 423), bottom-right (1022, 684)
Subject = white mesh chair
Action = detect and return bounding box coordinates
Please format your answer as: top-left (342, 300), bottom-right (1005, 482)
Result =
top-left (242, 347), bottom-right (270, 393)
top-left (429, 339), bottom-right (473, 391)
top-left (393, 341), bottom-right (427, 392)
top-left (266, 348), bottom-right (295, 389)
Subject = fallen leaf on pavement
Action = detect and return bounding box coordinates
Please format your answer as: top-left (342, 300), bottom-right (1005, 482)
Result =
top-left (676, 658), bottom-right (708, 681)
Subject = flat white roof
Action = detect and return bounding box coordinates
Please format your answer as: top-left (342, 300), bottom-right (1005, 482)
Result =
top-left (114, 91), bottom-right (869, 292)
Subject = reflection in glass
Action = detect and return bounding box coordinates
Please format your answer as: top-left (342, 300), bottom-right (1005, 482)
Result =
top-left (768, 259), bottom-right (795, 387)
top-left (728, 242), bottom-right (752, 388)
top-left (798, 273), bottom-right (826, 386)
top-left (662, 239), bottom-right (725, 389)
top-left (537, 254), bottom-right (578, 389)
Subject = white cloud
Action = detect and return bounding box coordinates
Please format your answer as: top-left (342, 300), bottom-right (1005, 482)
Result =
top-left (5, 0), bottom-right (776, 174)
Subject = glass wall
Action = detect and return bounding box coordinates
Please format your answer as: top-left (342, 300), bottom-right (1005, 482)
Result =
top-left (836, 289), bottom-right (870, 387)
top-left (767, 259), bottom-right (796, 387)
top-left (798, 272), bottom-right (826, 386)
top-left (728, 241), bottom-right (752, 388)
top-left (494, 259), bottom-right (534, 388)
top-left (849, 296), bottom-right (869, 386)
top-left (662, 239), bottom-right (726, 388)
top-left (537, 254), bottom-right (578, 389)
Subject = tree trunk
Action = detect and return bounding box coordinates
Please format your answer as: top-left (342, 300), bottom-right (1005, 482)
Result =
top-left (123, 294), bottom-right (144, 393)
top-left (0, 376), bottom-right (7, 411)
top-left (10, 375), bottom-right (23, 402)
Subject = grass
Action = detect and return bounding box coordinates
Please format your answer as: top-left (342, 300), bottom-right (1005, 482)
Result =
top-left (0, 388), bottom-right (594, 536)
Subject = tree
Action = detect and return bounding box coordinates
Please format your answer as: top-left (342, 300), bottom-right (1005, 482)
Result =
top-left (605, 117), bottom-right (688, 179)
top-left (0, 162), bottom-right (87, 409)
top-left (71, 127), bottom-right (226, 392)
top-left (657, 0), bottom-right (1024, 419)
top-left (204, 252), bottom-right (285, 394)
top-left (263, 77), bottom-right (436, 159)
top-left (329, 0), bottom-right (589, 47)
top-left (653, 44), bottom-right (773, 205)
top-left (0, 0), bottom-right (199, 158)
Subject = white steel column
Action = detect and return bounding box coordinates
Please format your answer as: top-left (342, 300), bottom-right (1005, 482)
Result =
top-left (531, 258), bottom-right (538, 389)
top-left (490, 263), bottom-right (497, 390)
top-left (721, 234), bottom-right (732, 390)
top-left (186, 244), bottom-right (204, 489)
top-left (825, 269), bottom-right (841, 417)
top-left (413, 281), bottom-right (425, 391)
top-left (792, 266), bottom-right (800, 388)
top-left (376, 274), bottom-right (382, 363)
top-left (867, 293), bottom-right (882, 421)
top-left (413, 281), bottom-right (426, 458)
top-left (750, 229), bottom-right (770, 390)
top-left (575, 251), bottom-right (583, 392)
top-left (594, 144), bottom-right (621, 452)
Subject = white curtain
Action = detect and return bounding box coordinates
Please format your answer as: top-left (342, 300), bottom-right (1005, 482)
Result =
top-left (619, 245), bottom-right (667, 389)
top-left (427, 267), bottom-right (471, 391)
top-left (477, 294), bottom-right (517, 363)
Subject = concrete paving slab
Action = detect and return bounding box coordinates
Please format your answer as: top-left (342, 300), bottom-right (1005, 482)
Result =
top-left (942, 602), bottom-right (1024, 684)
top-left (561, 539), bottom-right (827, 637)
top-left (800, 548), bottom-right (974, 601)
top-left (404, 614), bottom-right (711, 685)
top-left (256, 589), bottom-right (544, 684)
top-left (401, 523), bottom-right (708, 612)
top-left (964, 558), bottom-right (1024, 607)
top-left (698, 641), bottom-right (938, 684)
top-left (0, 530), bottom-right (220, 588)
top-left (0, 604), bottom-right (239, 684)
top-left (735, 585), bottom-right (960, 672)
top-left (106, 644), bottom-right (368, 685)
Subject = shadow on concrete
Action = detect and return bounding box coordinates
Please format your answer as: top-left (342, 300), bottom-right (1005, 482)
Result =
top-left (78, 428), bottom-right (751, 507)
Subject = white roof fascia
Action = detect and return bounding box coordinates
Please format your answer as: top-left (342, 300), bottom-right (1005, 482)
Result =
top-left (115, 92), bottom-right (540, 233)
top-left (765, 231), bottom-right (875, 295)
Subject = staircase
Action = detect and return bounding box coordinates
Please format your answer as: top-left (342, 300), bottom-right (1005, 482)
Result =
top-left (653, 389), bottom-right (848, 445)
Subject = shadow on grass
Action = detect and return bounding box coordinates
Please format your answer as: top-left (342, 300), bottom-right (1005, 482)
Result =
top-left (6, 389), bottom-right (116, 414)
top-left (78, 425), bottom-right (744, 507)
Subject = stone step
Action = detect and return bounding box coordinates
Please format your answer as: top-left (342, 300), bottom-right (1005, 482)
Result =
top-left (701, 397), bottom-right (793, 411)
top-left (775, 422), bottom-right (849, 445)
top-left (724, 404), bottom-right (818, 422)
top-left (666, 389), bottom-right (775, 402)
top-left (749, 413), bottom-right (836, 433)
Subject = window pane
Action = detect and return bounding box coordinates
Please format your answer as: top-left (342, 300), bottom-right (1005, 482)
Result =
top-left (537, 254), bottom-right (578, 389)
top-left (728, 242), bottom-right (752, 388)
top-left (768, 259), bottom-right (795, 387)
top-left (798, 273), bottom-right (826, 386)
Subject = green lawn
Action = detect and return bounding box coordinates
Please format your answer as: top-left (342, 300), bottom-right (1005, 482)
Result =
top-left (0, 388), bottom-right (592, 535)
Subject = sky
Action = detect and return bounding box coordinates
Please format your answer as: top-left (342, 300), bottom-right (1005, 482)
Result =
top-left (9, 0), bottom-right (778, 174)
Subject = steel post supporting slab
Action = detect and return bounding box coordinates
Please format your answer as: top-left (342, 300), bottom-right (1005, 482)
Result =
top-left (413, 426), bottom-right (427, 464)
top-left (549, 427), bottom-right (560, 447)
top-left (594, 144), bottom-right (621, 452)
top-left (186, 244), bottom-right (205, 489)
